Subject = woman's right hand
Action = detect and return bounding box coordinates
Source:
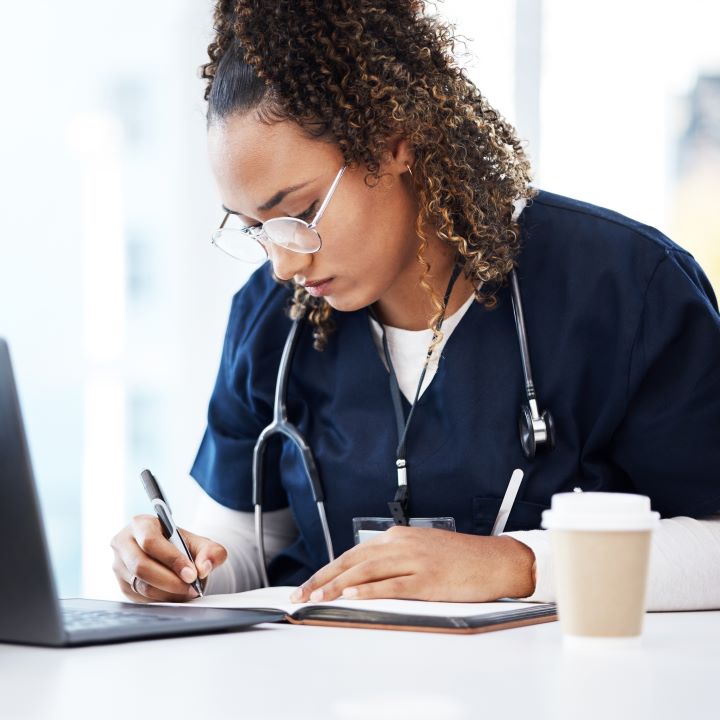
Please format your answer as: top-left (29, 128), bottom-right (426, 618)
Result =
top-left (111, 515), bottom-right (228, 602)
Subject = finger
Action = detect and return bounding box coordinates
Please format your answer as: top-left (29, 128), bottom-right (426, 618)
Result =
top-left (118, 533), bottom-right (196, 596)
top-left (292, 541), bottom-right (408, 603)
top-left (113, 555), bottom-right (147, 603)
top-left (129, 576), bottom-right (198, 603)
top-left (131, 515), bottom-right (200, 585)
top-left (308, 555), bottom-right (416, 602)
top-left (290, 545), bottom-right (368, 602)
top-left (338, 575), bottom-right (418, 601)
top-left (119, 577), bottom-right (149, 603)
top-left (112, 557), bottom-right (194, 602)
top-left (119, 575), bottom-right (196, 603)
top-left (181, 529), bottom-right (228, 581)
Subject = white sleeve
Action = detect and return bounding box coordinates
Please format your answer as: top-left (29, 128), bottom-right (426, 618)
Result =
top-left (504, 514), bottom-right (720, 611)
top-left (188, 482), bottom-right (299, 595)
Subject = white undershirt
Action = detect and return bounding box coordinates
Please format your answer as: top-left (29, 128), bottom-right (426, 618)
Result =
top-left (368, 291), bottom-right (476, 401)
top-left (190, 197), bottom-right (720, 609)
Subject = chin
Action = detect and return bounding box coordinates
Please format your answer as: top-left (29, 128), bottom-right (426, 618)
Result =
top-left (324, 290), bottom-right (375, 313)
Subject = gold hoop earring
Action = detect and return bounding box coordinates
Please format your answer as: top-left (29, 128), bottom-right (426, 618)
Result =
top-left (405, 162), bottom-right (414, 178)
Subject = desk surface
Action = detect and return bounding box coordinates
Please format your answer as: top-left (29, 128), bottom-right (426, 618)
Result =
top-left (1, 610), bottom-right (718, 720)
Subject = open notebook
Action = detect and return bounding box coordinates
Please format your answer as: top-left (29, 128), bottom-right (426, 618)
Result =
top-left (158, 586), bottom-right (557, 635)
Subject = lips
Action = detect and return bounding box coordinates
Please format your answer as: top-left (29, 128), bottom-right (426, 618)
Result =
top-left (302, 277), bottom-right (334, 297)
top-left (302, 277), bottom-right (333, 288)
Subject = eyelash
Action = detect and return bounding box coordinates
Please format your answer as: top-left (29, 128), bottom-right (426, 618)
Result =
top-left (295, 201), bottom-right (318, 221)
top-left (248, 201), bottom-right (317, 229)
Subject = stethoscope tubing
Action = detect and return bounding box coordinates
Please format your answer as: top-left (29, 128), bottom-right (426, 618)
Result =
top-left (252, 268), bottom-right (554, 585)
top-left (509, 269), bottom-right (536, 401)
top-left (253, 319), bottom-right (335, 587)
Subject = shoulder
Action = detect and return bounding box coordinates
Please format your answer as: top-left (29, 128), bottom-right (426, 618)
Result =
top-left (224, 263), bottom-right (294, 365)
top-left (519, 188), bottom-right (697, 289)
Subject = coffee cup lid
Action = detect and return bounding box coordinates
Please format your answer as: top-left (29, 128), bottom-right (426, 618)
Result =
top-left (541, 491), bottom-right (660, 531)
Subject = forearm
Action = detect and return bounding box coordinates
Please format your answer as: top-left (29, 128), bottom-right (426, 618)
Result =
top-left (504, 514), bottom-right (720, 610)
top-left (190, 484), bottom-right (299, 594)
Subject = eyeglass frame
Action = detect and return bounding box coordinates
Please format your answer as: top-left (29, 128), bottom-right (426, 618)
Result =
top-left (211, 164), bottom-right (348, 261)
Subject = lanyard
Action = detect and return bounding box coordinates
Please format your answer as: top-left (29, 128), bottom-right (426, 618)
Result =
top-left (371, 262), bottom-right (464, 525)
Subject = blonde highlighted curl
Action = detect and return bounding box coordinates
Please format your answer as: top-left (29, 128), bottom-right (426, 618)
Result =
top-left (201, 0), bottom-right (537, 351)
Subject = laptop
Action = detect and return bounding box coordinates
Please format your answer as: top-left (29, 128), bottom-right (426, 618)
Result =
top-left (0, 338), bottom-right (284, 646)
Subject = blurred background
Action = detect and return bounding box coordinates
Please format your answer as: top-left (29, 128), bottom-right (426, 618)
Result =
top-left (0, 0), bottom-right (718, 598)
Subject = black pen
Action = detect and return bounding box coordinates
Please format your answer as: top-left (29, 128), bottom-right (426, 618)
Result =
top-left (140, 468), bottom-right (204, 597)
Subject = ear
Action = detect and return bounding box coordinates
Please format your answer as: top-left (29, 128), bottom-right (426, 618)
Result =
top-left (381, 134), bottom-right (415, 176)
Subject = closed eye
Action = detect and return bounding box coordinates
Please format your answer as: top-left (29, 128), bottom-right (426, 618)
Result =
top-left (294, 201), bottom-right (318, 222)
top-left (243, 200), bottom-right (317, 229)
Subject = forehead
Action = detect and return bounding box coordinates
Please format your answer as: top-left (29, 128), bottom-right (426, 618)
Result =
top-left (207, 114), bottom-right (336, 213)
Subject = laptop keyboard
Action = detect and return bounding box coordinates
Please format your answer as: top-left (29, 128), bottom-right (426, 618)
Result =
top-left (62, 608), bottom-right (182, 631)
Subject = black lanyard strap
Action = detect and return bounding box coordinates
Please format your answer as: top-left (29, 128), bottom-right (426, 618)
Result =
top-left (372, 262), bottom-right (465, 524)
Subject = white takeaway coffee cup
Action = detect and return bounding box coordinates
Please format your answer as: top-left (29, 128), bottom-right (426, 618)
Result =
top-left (542, 491), bottom-right (660, 646)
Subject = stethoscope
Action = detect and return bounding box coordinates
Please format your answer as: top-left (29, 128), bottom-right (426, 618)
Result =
top-left (252, 267), bottom-right (555, 586)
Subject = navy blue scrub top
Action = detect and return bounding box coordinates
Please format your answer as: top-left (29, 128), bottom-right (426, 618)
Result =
top-left (191, 189), bottom-right (720, 586)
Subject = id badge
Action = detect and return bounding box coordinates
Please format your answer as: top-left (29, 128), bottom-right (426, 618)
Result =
top-left (352, 516), bottom-right (456, 545)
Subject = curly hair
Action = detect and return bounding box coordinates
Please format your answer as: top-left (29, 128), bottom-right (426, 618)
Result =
top-left (201, 0), bottom-right (537, 351)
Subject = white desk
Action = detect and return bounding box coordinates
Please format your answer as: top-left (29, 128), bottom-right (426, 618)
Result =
top-left (1, 611), bottom-right (718, 720)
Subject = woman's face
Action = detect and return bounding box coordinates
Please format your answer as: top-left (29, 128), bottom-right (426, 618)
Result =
top-left (207, 113), bottom-right (423, 313)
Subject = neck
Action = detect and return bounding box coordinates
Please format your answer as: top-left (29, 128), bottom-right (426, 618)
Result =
top-left (372, 246), bottom-right (475, 330)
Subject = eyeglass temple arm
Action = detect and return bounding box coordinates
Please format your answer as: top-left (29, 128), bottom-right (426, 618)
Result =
top-left (308, 165), bottom-right (347, 230)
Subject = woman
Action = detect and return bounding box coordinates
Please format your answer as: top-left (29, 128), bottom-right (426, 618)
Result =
top-left (111, 1), bottom-right (720, 608)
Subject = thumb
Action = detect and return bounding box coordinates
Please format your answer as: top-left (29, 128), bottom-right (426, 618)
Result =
top-left (181, 529), bottom-right (228, 580)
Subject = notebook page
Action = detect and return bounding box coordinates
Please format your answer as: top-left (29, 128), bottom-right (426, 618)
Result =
top-left (166, 585), bottom-right (544, 617)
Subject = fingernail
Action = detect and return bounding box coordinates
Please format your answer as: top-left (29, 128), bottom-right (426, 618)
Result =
top-left (180, 566), bottom-right (196, 583)
top-left (309, 588), bottom-right (324, 602)
top-left (290, 588), bottom-right (303, 603)
top-left (342, 587), bottom-right (358, 599)
top-left (202, 561), bottom-right (213, 577)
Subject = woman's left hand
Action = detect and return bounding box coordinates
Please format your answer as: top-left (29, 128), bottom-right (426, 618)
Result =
top-left (289, 527), bottom-right (536, 604)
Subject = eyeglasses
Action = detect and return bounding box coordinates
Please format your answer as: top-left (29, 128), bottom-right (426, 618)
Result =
top-left (211, 165), bottom-right (347, 263)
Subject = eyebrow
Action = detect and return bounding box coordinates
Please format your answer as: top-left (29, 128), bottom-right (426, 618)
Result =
top-left (222, 177), bottom-right (317, 216)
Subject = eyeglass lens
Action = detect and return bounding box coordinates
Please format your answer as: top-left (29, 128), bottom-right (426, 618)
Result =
top-left (263, 218), bottom-right (321, 253)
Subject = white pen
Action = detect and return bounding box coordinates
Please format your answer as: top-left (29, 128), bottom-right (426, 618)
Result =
top-left (491, 468), bottom-right (525, 536)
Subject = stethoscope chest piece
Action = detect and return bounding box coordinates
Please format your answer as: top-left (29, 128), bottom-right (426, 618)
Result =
top-left (519, 403), bottom-right (556, 459)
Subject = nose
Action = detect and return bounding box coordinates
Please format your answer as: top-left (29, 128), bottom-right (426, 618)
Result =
top-left (266, 243), bottom-right (313, 282)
